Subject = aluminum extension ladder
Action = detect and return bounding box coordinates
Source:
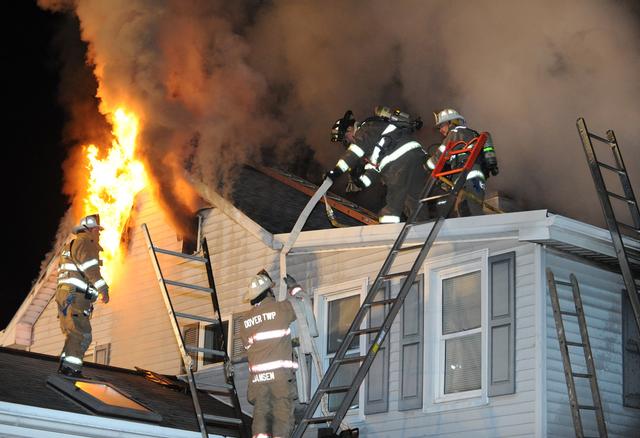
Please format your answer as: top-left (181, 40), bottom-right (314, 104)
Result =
top-left (546, 269), bottom-right (607, 438)
top-left (142, 224), bottom-right (250, 438)
top-left (291, 133), bottom-right (489, 437)
top-left (576, 118), bottom-right (640, 335)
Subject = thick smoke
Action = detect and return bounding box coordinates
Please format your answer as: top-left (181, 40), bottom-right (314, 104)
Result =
top-left (40, 0), bottom-right (640, 229)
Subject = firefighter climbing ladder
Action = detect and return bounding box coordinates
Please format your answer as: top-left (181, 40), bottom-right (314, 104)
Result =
top-left (291, 133), bottom-right (489, 437)
top-left (546, 269), bottom-right (607, 438)
top-left (142, 224), bottom-right (249, 438)
top-left (576, 117), bottom-right (640, 334)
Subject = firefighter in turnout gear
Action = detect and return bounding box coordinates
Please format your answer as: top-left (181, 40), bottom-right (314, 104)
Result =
top-left (56, 214), bottom-right (109, 377)
top-left (429, 108), bottom-right (499, 217)
top-left (239, 269), bottom-right (300, 438)
top-left (327, 106), bottom-right (428, 224)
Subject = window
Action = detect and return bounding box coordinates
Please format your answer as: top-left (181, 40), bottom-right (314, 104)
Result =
top-left (180, 213), bottom-right (202, 255)
top-left (183, 320), bottom-right (229, 371)
top-left (95, 343), bottom-right (111, 365)
top-left (47, 374), bottom-right (162, 422)
top-left (426, 250), bottom-right (488, 411)
top-left (442, 271), bottom-right (482, 395)
top-left (314, 279), bottom-right (367, 415)
top-left (326, 294), bottom-right (360, 411)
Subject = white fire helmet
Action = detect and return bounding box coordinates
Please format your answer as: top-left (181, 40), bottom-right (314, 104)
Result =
top-left (72, 214), bottom-right (104, 234)
top-left (243, 270), bottom-right (275, 303)
top-left (434, 108), bottom-right (465, 127)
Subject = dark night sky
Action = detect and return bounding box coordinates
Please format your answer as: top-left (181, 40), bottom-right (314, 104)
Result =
top-left (3, 1), bottom-right (68, 328)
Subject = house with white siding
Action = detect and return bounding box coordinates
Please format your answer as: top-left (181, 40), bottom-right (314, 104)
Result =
top-left (2, 165), bottom-right (639, 437)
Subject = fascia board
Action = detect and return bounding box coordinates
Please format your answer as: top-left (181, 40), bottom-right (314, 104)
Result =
top-left (0, 400), bottom-right (221, 438)
top-left (0, 247), bottom-right (61, 346)
top-left (276, 210), bottom-right (552, 254)
top-left (547, 214), bottom-right (640, 256)
top-left (190, 179), bottom-right (281, 250)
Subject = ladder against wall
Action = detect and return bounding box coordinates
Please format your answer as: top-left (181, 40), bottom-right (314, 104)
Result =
top-left (577, 117), bottom-right (640, 335)
top-left (547, 269), bottom-right (607, 438)
top-left (142, 224), bottom-right (250, 438)
top-left (292, 133), bottom-right (490, 437)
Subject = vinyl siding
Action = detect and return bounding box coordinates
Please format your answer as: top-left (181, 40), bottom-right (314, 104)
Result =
top-left (286, 239), bottom-right (539, 437)
top-left (545, 251), bottom-right (640, 437)
top-left (29, 189), bottom-right (279, 385)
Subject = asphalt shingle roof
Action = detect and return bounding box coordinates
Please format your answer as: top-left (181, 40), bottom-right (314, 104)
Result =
top-left (0, 347), bottom-right (249, 436)
top-left (229, 166), bottom-right (366, 234)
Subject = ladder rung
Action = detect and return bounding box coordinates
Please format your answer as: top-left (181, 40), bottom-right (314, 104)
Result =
top-left (197, 382), bottom-right (233, 393)
top-left (588, 132), bottom-right (610, 144)
top-left (366, 298), bottom-right (396, 307)
top-left (174, 312), bottom-right (221, 325)
top-left (319, 385), bottom-right (351, 394)
top-left (555, 280), bottom-right (573, 287)
top-left (153, 246), bottom-right (207, 263)
top-left (303, 416), bottom-right (334, 424)
top-left (420, 193), bottom-right (449, 204)
top-left (351, 326), bottom-right (381, 336)
top-left (565, 341), bottom-right (585, 347)
top-left (435, 168), bottom-right (464, 177)
top-left (572, 372), bottom-right (593, 379)
top-left (203, 413), bottom-right (243, 426)
top-left (336, 355), bottom-right (365, 364)
top-left (164, 279), bottom-right (213, 294)
top-left (596, 161), bottom-right (624, 173)
top-left (382, 271), bottom-right (411, 280)
top-left (396, 244), bottom-right (424, 252)
top-left (617, 221), bottom-right (640, 232)
top-left (185, 346), bottom-right (226, 357)
top-left (607, 191), bottom-right (634, 204)
top-left (578, 405), bottom-right (597, 411)
top-left (560, 311), bottom-right (578, 317)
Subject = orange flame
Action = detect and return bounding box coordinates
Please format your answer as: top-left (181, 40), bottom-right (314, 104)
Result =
top-left (83, 108), bottom-right (147, 283)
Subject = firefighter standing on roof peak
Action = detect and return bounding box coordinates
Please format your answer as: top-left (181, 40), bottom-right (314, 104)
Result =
top-left (325, 106), bottom-right (429, 224)
top-left (239, 269), bottom-right (301, 438)
top-left (429, 108), bottom-right (499, 217)
top-left (56, 214), bottom-right (109, 377)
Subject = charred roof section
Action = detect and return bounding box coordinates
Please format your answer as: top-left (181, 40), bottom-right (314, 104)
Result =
top-left (229, 166), bottom-right (373, 234)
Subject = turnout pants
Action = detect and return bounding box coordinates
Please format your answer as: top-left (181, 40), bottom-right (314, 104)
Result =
top-left (379, 148), bottom-right (430, 222)
top-left (248, 373), bottom-right (296, 437)
top-left (55, 285), bottom-right (93, 371)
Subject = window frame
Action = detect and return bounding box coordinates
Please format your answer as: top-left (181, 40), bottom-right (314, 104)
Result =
top-left (313, 278), bottom-right (368, 420)
top-left (182, 317), bottom-right (231, 371)
top-left (425, 249), bottom-right (489, 412)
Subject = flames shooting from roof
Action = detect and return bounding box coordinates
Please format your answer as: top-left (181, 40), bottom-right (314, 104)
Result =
top-left (82, 108), bottom-right (147, 283)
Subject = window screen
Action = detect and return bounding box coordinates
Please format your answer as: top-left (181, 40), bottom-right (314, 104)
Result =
top-left (442, 271), bottom-right (481, 334)
top-left (444, 333), bottom-right (482, 393)
top-left (326, 294), bottom-right (361, 411)
top-left (203, 321), bottom-right (228, 365)
top-left (441, 270), bottom-right (482, 395)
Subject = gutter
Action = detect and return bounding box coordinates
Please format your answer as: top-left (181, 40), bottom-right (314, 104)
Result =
top-left (0, 401), bottom-right (221, 438)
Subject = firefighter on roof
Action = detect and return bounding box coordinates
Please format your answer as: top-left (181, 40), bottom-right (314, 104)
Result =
top-left (326, 106), bottom-right (429, 224)
top-left (239, 269), bottom-right (300, 438)
top-left (429, 108), bottom-right (499, 217)
top-left (55, 214), bottom-right (109, 377)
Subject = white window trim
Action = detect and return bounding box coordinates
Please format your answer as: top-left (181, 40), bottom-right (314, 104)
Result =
top-left (312, 278), bottom-right (368, 422)
top-left (424, 249), bottom-right (489, 413)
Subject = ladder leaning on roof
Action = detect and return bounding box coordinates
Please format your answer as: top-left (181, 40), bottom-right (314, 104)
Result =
top-left (291, 133), bottom-right (490, 438)
top-left (546, 269), bottom-right (607, 438)
top-left (576, 117), bottom-right (640, 334)
top-left (142, 224), bottom-right (250, 438)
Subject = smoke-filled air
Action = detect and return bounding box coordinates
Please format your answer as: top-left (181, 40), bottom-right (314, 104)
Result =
top-left (39, 0), bottom-right (640, 232)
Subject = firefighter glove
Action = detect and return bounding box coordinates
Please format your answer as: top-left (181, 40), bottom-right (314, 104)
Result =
top-left (100, 286), bottom-right (110, 304)
top-left (284, 274), bottom-right (304, 297)
top-left (346, 174), bottom-right (363, 193)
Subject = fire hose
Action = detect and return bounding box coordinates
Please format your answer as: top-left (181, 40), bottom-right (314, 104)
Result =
top-left (279, 177), bottom-right (350, 431)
